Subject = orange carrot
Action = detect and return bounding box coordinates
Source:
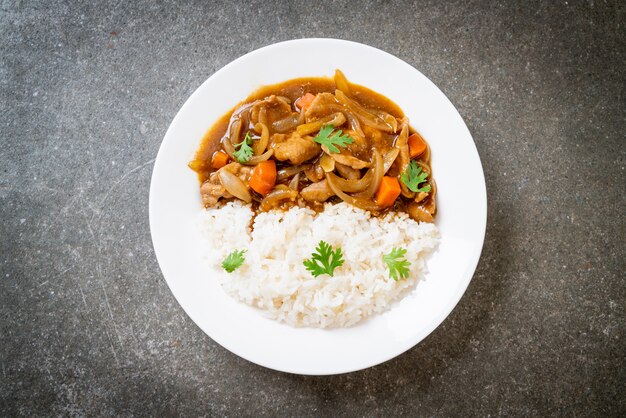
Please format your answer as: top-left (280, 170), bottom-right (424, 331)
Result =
top-left (211, 150), bottom-right (230, 169)
top-left (408, 133), bottom-right (427, 159)
top-left (375, 176), bottom-right (401, 208)
top-left (249, 160), bottom-right (277, 195)
top-left (295, 93), bottom-right (316, 111)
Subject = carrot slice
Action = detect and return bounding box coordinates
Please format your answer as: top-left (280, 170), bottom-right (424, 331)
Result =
top-left (375, 176), bottom-right (401, 208)
top-left (249, 160), bottom-right (277, 195)
top-left (408, 133), bottom-right (427, 158)
top-left (295, 93), bottom-right (316, 112)
top-left (211, 150), bottom-right (230, 169)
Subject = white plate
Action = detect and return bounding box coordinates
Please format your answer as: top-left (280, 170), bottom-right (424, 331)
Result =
top-left (150, 39), bottom-right (487, 375)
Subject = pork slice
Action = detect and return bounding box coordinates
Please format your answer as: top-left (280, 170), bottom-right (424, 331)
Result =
top-left (270, 132), bottom-right (321, 165)
top-left (300, 180), bottom-right (334, 202)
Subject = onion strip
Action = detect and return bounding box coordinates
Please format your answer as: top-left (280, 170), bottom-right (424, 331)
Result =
top-left (297, 112), bottom-right (346, 136)
top-left (252, 122), bottom-right (269, 155)
top-left (395, 118), bottom-right (415, 198)
top-left (221, 119), bottom-right (241, 159)
top-left (288, 172), bottom-right (300, 191)
top-left (334, 69), bottom-right (351, 94)
top-left (331, 169), bottom-right (372, 192)
top-left (383, 148), bottom-right (399, 173)
top-left (277, 164), bottom-right (310, 181)
top-left (326, 173), bottom-right (381, 212)
top-left (335, 90), bottom-right (395, 133)
top-left (319, 154), bottom-right (335, 172)
top-left (241, 149), bottom-right (273, 166)
top-left (354, 150), bottom-right (383, 198)
top-left (271, 113), bottom-right (300, 133)
top-left (217, 169), bottom-right (251, 203)
top-left (259, 185), bottom-right (297, 211)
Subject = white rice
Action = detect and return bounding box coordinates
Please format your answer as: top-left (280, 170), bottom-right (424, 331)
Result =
top-left (198, 201), bottom-right (439, 328)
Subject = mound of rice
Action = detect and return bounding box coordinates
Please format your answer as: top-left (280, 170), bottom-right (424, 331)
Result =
top-left (198, 201), bottom-right (439, 328)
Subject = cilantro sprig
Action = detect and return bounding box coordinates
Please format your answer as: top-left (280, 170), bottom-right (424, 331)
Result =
top-left (313, 124), bottom-right (353, 154)
top-left (233, 132), bottom-right (254, 163)
top-left (383, 247), bottom-right (411, 281)
top-left (222, 249), bottom-right (246, 273)
top-left (400, 160), bottom-right (431, 193)
top-left (303, 240), bottom-right (345, 277)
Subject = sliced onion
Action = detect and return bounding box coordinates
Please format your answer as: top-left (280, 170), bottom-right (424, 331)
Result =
top-left (258, 106), bottom-right (268, 128)
top-left (414, 192), bottom-right (428, 203)
top-left (395, 118), bottom-right (414, 198)
top-left (304, 164), bottom-right (324, 182)
top-left (326, 150), bottom-right (370, 169)
top-left (383, 148), bottom-right (399, 173)
top-left (272, 114), bottom-right (300, 133)
top-left (421, 142), bottom-right (431, 162)
top-left (297, 106), bottom-right (306, 124)
top-left (373, 110), bottom-right (399, 132)
top-left (241, 149), bottom-right (273, 166)
top-left (326, 173), bottom-right (381, 212)
top-left (335, 90), bottom-right (395, 133)
top-left (259, 185), bottom-right (297, 211)
top-left (331, 169), bottom-right (372, 192)
top-left (355, 150), bottom-right (383, 198)
top-left (277, 164), bottom-right (309, 181)
top-left (217, 169), bottom-right (251, 203)
top-left (221, 119), bottom-right (241, 159)
top-left (297, 112), bottom-right (346, 136)
top-left (319, 154), bottom-right (335, 172)
top-left (288, 172), bottom-right (300, 191)
top-left (252, 122), bottom-right (269, 155)
top-left (343, 110), bottom-right (364, 137)
top-left (422, 178), bottom-right (436, 215)
top-left (307, 103), bottom-right (365, 138)
top-left (334, 69), bottom-right (351, 94)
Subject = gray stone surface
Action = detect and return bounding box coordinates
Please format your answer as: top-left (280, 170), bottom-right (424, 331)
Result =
top-left (1, 0), bottom-right (624, 415)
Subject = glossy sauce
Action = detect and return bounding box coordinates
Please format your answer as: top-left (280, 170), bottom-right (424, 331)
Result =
top-left (190, 76), bottom-right (434, 218)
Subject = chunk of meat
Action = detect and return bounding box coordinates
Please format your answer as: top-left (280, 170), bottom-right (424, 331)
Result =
top-left (304, 92), bottom-right (339, 117)
top-left (300, 180), bottom-right (334, 202)
top-left (343, 129), bottom-right (370, 157)
top-left (200, 162), bottom-right (252, 207)
top-left (270, 132), bottom-right (321, 165)
top-left (222, 161), bottom-right (253, 182)
top-left (200, 173), bottom-right (231, 206)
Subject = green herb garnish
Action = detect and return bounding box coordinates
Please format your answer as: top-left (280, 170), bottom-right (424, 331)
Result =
top-left (233, 132), bottom-right (254, 163)
top-left (303, 240), bottom-right (345, 277)
top-left (313, 124), bottom-right (353, 154)
top-left (400, 160), bottom-right (431, 193)
top-left (222, 249), bottom-right (246, 273)
top-left (383, 247), bottom-right (411, 281)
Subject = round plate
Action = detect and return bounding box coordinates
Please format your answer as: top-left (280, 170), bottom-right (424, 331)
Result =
top-left (150, 39), bottom-right (487, 375)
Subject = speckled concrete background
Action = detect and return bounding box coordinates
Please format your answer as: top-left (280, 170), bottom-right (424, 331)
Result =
top-left (1, 0), bottom-right (624, 416)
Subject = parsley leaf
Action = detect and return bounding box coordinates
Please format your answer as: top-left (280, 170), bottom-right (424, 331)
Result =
top-left (400, 160), bottom-right (431, 193)
top-left (313, 124), bottom-right (354, 153)
top-left (303, 240), bottom-right (345, 277)
top-left (222, 249), bottom-right (246, 273)
top-left (383, 247), bottom-right (411, 281)
top-left (233, 132), bottom-right (254, 163)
